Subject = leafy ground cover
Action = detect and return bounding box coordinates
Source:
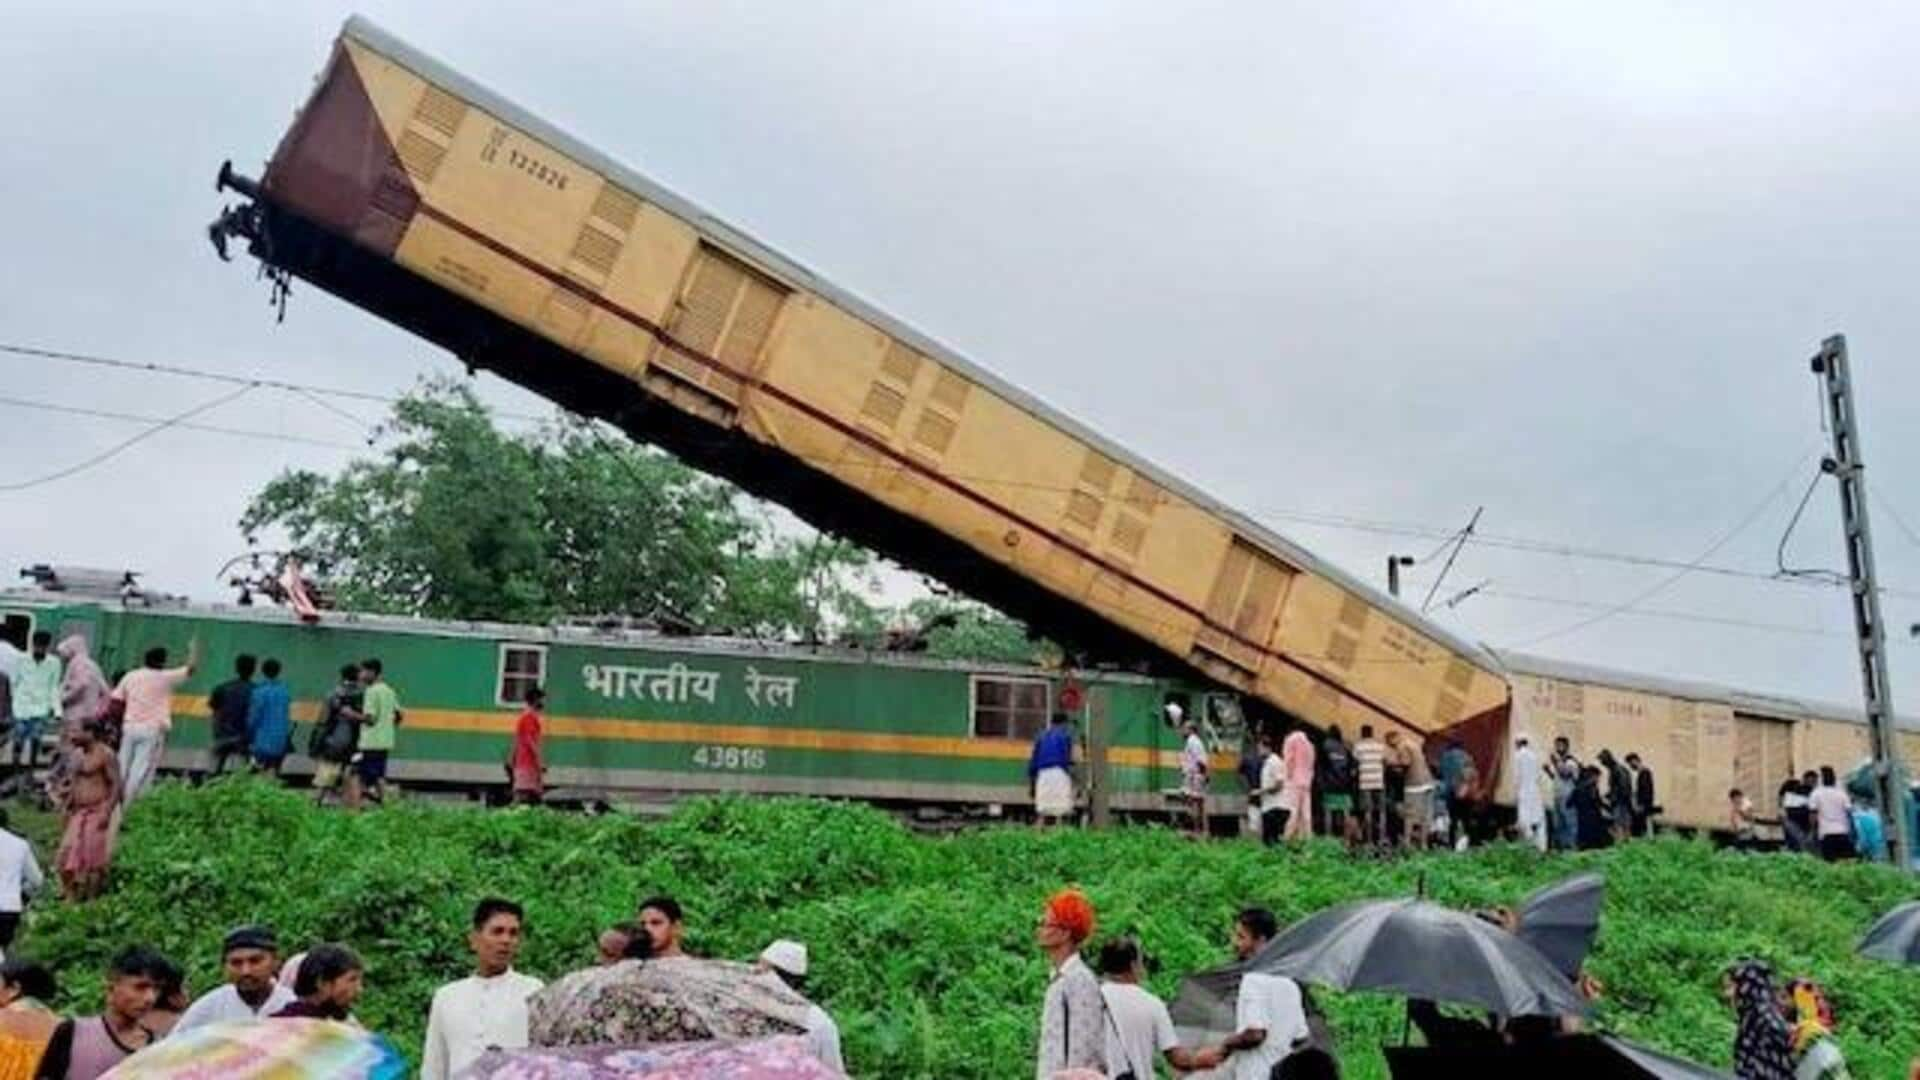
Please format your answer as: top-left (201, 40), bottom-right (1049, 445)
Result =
top-left (16, 782), bottom-right (1919, 1077)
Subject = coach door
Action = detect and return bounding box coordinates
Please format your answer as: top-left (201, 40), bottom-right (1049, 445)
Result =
top-left (1733, 712), bottom-right (1795, 803)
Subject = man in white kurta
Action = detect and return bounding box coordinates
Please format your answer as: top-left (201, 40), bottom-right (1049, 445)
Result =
top-left (422, 899), bottom-right (545, 1080)
top-left (1514, 735), bottom-right (1547, 851)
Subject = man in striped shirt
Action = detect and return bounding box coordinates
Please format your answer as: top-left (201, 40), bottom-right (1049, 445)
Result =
top-left (1352, 725), bottom-right (1388, 848)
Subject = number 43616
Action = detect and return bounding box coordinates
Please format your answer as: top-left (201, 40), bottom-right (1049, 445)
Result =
top-left (692, 745), bottom-right (767, 770)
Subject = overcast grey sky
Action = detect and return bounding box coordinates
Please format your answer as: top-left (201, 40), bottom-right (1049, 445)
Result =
top-left (4, 2), bottom-right (1920, 710)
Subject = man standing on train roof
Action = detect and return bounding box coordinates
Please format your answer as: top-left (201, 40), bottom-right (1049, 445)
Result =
top-left (1028, 712), bottom-right (1077, 828)
top-left (1513, 734), bottom-right (1547, 851)
top-left (1179, 711), bottom-right (1210, 839)
top-left (171, 926), bottom-right (295, 1033)
top-left (110, 638), bottom-right (200, 802)
top-left (246, 659), bottom-right (292, 774)
top-left (205, 654), bottom-right (256, 777)
top-left (350, 658), bottom-right (401, 809)
top-left (636, 895), bottom-right (686, 958)
top-left (9, 632), bottom-right (60, 776)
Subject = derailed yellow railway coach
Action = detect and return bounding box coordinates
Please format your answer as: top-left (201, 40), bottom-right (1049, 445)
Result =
top-left (1493, 651), bottom-right (1920, 835)
top-left (210, 18), bottom-right (1510, 764)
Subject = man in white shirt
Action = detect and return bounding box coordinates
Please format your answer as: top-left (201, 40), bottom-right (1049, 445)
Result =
top-left (755, 940), bottom-right (845, 1075)
top-left (1179, 717), bottom-right (1210, 839)
top-left (1096, 937), bottom-right (1219, 1078)
top-left (1256, 734), bottom-right (1286, 847)
top-left (1513, 735), bottom-right (1546, 851)
top-left (172, 926), bottom-right (296, 1033)
top-left (423, 897), bottom-right (544, 1080)
top-left (1808, 765), bottom-right (1856, 862)
top-left (1199, 908), bottom-right (1310, 1080)
top-left (0, 808), bottom-right (43, 956)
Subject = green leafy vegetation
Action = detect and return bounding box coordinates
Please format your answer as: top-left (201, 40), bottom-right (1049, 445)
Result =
top-left (238, 378), bottom-right (878, 634)
top-left (21, 783), bottom-right (1919, 1078)
top-left (236, 380), bottom-right (1057, 663)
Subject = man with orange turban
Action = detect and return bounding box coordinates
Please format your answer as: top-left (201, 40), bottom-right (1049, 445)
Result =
top-left (1034, 888), bottom-right (1106, 1079)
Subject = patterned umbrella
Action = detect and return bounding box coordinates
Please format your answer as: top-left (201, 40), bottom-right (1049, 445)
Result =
top-left (461, 1036), bottom-right (838, 1078)
top-left (530, 958), bottom-right (811, 1047)
top-left (102, 1018), bottom-right (406, 1079)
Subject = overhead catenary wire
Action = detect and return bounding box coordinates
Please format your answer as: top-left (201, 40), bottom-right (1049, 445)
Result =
top-left (0, 384), bottom-right (259, 493)
top-left (1506, 449), bottom-right (1822, 649)
top-left (10, 339), bottom-right (1920, 615)
top-left (0, 341), bottom-right (547, 424)
top-left (0, 394), bottom-right (362, 451)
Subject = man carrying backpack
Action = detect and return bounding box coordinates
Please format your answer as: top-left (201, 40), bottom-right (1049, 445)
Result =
top-left (309, 664), bottom-right (365, 806)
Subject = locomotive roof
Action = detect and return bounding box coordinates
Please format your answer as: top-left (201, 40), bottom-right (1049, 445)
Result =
top-left (335, 15), bottom-right (1506, 677)
top-left (0, 588), bottom-right (1161, 684)
top-left (1498, 649), bottom-right (1917, 733)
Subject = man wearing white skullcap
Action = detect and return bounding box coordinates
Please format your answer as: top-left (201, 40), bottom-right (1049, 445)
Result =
top-left (757, 940), bottom-right (845, 1074)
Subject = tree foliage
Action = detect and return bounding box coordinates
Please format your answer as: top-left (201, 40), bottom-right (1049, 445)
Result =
top-left (239, 379), bottom-right (878, 635)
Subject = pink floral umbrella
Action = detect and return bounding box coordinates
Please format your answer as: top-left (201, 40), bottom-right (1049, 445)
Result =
top-left (459, 1036), bottom-right (840, 1079)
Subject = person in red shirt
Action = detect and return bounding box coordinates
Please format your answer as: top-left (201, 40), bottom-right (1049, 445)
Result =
top-left (509, 688), bottom-right (545, 805)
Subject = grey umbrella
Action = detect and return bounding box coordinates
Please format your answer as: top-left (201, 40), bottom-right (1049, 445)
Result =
top-left (1249, 898), bottom-right (1588, 1018)
top-left (1857, 899), bottom-right (1920, 965)
top-left (1516, 872), bottom-right (1606, 980)
top-left (1596, 1036), bottom-right (1733, 1079)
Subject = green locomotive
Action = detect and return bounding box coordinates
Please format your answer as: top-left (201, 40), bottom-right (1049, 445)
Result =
top-left (2, 587), bottom-right (1247, 819)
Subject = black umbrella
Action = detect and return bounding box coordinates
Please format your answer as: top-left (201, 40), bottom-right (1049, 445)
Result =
top-left (1596, 1036), bottom-right (1733, 1079)
top-left (1857, 899), bottom-right (1920, 965)
top-left (1382, 1034), bottom-right (1730, 1079)
top-left (1249, 898), bottom-right (1588, 1018)
top-left (1169, 961), bottom-right (1338, 1054)
top-left (1516, 872), bottom-right (1606, 980)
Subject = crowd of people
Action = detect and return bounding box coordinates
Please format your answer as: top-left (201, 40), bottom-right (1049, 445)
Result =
top-left (1029, 885), bottom-right (1892, 1080)
top-left (0, 632), bottom-right (572, 907)
top-left (1035, 889), bottom-right (1326, 1080)
top-left (0, 892), bottom-right (844, 1079)
top-left (1030, 706), bottom-right (1900, 867)
top-left (1760, 766), bottom-right (1890, 863)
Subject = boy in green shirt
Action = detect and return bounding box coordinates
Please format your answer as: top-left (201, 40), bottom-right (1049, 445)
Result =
top-left (351, 658), bottom-right (401, 809)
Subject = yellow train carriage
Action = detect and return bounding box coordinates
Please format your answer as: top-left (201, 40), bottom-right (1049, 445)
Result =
top-left (1498, 651), bottom-right (1920, 833)
top-left (215, 18), bottom-right (1510, 759)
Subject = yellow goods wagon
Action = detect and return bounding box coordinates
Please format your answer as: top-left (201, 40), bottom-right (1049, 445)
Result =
top-left (212, 18), bottom-right (1510, 757)
top-left (1499, 652), bottom-right (1920, 833)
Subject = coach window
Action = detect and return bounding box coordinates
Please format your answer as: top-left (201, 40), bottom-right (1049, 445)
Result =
top-left (0, 613), bottom-right (31, 651)
top-left (971, 675), bottom-right (1051, 740)
top-left (496, 643), bottom-right (548, 708)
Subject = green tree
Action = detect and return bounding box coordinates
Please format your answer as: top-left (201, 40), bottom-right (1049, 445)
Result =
top-left (239, 378), bottom-right (878, 632)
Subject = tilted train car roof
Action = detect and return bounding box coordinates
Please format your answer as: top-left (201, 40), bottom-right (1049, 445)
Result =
top-left (335, 15), bottom-right (1506, 678)
top-left (0, 588), bottom-right (1160, 683)
top-left (1498, 649), bottom-right (1917, 733)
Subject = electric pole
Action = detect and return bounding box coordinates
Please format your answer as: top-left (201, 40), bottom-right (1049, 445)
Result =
top-left (1810, 334), bottom-right (1912, 869)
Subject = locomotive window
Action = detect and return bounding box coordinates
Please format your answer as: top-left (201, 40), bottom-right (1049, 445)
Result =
top-left (496, 643), bottom-right (548, 708)
top-left (0, 613), bottom-right (30, 651)
top-left (971, 675), bottom-right (1051, 741)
